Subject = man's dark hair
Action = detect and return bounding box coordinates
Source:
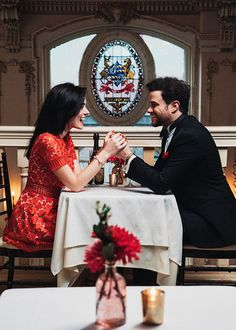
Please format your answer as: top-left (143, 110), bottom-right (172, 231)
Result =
top-left (146, 77), bottom-right (190, 114)
top-left (25, 83), bottom-right (86, 159)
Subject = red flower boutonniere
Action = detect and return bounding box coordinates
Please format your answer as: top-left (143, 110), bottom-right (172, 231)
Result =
top-left (162, 151), bottom-right (170, 159)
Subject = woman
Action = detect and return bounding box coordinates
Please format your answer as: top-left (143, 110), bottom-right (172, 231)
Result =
top-left (3, 83), bottom-right (126, 252)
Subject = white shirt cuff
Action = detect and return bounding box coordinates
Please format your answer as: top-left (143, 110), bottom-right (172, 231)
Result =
top-left (124, 154), bottom-right (136, 173)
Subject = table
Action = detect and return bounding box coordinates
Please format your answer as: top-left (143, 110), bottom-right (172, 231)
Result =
top-left (0, 286), bottom-right (235, 329)
top-left (51, 186), bottom-right (183, 286)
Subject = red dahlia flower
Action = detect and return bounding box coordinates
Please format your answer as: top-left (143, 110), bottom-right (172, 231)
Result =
top-left (84, 202), bottom-right (141, 273)
top-left (107, 156), bottom-right (125, 166)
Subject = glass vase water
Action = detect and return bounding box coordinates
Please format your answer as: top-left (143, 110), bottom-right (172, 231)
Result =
top-left (95, 262), bottom-right (126, 329)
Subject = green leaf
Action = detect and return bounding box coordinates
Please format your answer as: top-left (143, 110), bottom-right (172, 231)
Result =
top-left (95, 201), bottom-right (111, 224)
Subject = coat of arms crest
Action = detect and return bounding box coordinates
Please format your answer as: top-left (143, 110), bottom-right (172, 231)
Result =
top-left (91, 40), bottom-right (144, 118)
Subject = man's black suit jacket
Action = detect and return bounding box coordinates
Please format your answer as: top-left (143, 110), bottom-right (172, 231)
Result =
top-left (127, 115), bottom-right (236, 247)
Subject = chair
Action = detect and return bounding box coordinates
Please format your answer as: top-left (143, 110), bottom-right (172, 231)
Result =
top-left (68, 267), bottom-right (98, 287)
top-left (0, 152), bottom-right (52, 289)
top-left (178, 244), bottom-right (236, 285)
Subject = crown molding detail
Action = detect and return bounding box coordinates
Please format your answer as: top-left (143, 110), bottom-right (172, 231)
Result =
top-left (17, 1), bottom-right (231, 15)
top-left (1, 1), bottom-right (235, 50)
top-left (0, 1), bottom-right (21, 52)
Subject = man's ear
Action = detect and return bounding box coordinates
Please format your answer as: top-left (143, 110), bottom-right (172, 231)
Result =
top-left (170, 100), bottom-right (180, 113)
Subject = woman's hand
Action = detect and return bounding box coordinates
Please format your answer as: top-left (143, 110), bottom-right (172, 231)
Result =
top-left (53, 131), bottom-right (127, 191)
top-left (103, 131), bottom-right (127, 157)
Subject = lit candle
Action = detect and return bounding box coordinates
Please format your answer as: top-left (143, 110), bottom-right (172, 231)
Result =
top-left (11, 190), bottom-right (15, 206)
top-left (141, 288), bottom-right (165, 325)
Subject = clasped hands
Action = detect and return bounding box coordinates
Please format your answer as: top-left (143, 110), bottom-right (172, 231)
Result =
top-left (104, 130), bottom-right (132, 161)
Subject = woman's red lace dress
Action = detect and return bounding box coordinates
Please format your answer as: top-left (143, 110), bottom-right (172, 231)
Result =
top-left (3, 132), bottom-right (76, 252)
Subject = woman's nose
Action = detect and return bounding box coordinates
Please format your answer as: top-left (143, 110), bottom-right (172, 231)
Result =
top-left (85, 107), bottom-right (90, 115)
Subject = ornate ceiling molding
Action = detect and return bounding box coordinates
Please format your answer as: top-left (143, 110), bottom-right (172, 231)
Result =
top-left (17, 0), bottom-right (231, 16)
top-left (1, 1), bottom-right (235, 51)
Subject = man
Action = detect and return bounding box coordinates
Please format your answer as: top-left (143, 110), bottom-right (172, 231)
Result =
top-left (120, 77), bottom-right (236, 248)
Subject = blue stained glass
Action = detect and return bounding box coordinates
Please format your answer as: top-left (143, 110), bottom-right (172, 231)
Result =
top-left (91, 40), bottom-right (144, 119)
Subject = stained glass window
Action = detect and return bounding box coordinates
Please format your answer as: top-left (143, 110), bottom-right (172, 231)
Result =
top-left (50, 34), bottom-right (187, 125)
top-left (91, 40), bottom-right (144, 119)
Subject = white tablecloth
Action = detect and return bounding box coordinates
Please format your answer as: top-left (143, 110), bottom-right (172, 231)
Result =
top-left (0, 286), bottom-right (235, 330)
top-left (51, 186), bottom-right (183, 285)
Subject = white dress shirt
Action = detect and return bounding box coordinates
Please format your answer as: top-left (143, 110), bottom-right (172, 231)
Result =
top-left (125, 125), bottom-right (176, 173)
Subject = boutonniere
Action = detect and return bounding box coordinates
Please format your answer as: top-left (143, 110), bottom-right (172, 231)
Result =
top-left (162, 151), bottom-right (170, 159)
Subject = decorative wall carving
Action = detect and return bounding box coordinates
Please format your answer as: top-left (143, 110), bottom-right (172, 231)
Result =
top-left (206, 58), bottom-right (219, 99)
top-left (0, 59), bottom-right (35, 124)
top-left (0, 1), bottom-right (21, 52)
top-left (95, 4), bottom-right (140, 24)
top-left (218, 2), bottom-right (236, 50)
top-left (0, 61), bottom-right (7, 124)
top-left (0, 61), bottom-right (7, 95)
top-left (19, 61), bottom-right (35, 125)
top-left (206, 57), bottom-right (236, 124)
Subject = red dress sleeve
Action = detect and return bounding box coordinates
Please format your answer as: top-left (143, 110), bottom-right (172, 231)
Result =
top-left (36, 133), bottom-right (69, 171)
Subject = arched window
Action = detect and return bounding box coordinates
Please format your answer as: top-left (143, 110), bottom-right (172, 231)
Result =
top-left (50, 33), bottom-right (187, 126)
top-left (50, 35), bottom-right (96, 87)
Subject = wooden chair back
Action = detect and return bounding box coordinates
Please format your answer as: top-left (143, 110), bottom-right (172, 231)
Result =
top-left (178, 244), bottom-right (236, 285)
top-left (0, 152), bottom-right (52, 289)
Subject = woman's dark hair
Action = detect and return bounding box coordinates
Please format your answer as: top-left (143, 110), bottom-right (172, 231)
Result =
top-left (26, 83), bottom-right (86, 159)
top-left (146, 77), bottom-right (190, 114)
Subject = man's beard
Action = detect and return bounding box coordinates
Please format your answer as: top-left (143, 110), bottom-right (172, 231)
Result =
top-left (151, 116), bottom-right (162, 127)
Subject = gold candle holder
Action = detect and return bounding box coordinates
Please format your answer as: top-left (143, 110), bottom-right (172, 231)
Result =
top-left (109, 173), bottom-right (118, 186)
top-left (141, 288), bottom-right (165, 325)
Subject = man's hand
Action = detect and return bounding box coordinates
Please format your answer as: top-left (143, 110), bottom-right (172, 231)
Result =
top-left (117, 145), bottom-right (132, 161)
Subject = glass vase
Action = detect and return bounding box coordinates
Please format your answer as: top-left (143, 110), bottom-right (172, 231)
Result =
top-left (112, 164), bottom-right (124, 185)
top-left (95, 262), bottom-right (126, 329)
